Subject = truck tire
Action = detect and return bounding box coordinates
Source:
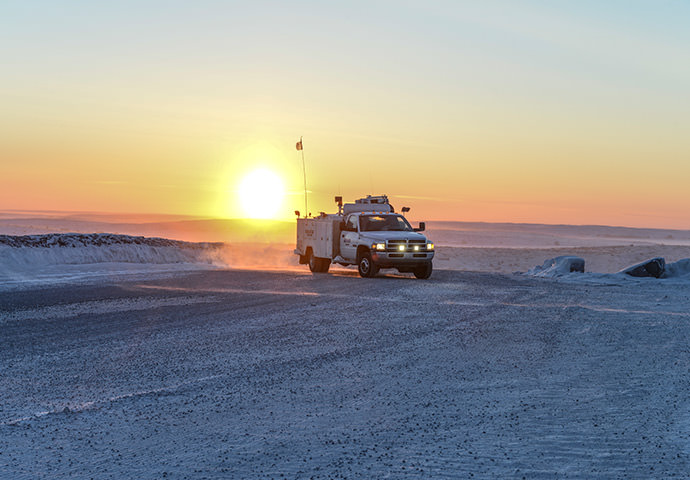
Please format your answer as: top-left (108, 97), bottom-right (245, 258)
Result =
top-left (413, 262), bottom-right (433, 279)
top-left (317, 258), bottom-right (331, 273)
top-left (308, 251), bottom-right (319, 272)
top-left (308, 251), bottom-right (330, 273)
top-left (357, 250), bottom-right (379, 278)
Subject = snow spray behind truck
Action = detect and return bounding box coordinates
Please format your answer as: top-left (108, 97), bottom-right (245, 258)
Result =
top-left (294, 195), bottom-right (434, 278)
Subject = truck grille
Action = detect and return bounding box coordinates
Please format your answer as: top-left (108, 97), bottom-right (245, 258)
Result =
top-left (386, 239), bottom-right (428, 252)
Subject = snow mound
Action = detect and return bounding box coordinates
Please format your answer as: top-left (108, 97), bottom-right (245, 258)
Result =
top-left (526, 256), bottom-right (585, 277)
top-left (662, 258), bottom-right (690, 279)
top-left (0, 233), bottom-right (224, 269)
top-left (525, 255), bottom-right (690, 285)
top-left (618, 257), bottom-right (665, 278)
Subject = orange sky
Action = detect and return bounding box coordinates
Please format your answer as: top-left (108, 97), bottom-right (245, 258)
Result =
top-left (2, 2), bottom-right (690, 229)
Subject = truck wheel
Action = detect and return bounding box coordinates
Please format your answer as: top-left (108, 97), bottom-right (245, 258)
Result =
top-left (357, 250), bottom-right (379, 278)
top-left (413, 262), bottom-right (433, 279)
top-left (308, 251), bottom-right (319, 272)
top-left (317, 258), bottom-right (331, 273)
top-left (308, 252), bottom-right (330, 273)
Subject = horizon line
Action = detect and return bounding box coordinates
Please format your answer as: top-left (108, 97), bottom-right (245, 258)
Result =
top-left (1, 209), bottom-right (689, 232)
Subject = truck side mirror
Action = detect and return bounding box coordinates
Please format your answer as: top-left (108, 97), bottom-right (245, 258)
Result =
top-left (414, 222), bottom-right (425, 232)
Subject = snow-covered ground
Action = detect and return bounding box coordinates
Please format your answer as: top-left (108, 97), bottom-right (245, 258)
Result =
top-left (1, 220), bottom-right (689, 477)
top-left (1, 269), bottom-right (688, 478)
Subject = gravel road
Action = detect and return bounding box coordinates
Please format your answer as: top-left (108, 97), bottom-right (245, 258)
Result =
top-left (1, 269), bottom-right (689, 478)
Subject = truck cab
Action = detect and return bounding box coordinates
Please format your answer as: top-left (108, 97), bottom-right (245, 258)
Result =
top-left (295, 195), bottom-right (435, 279)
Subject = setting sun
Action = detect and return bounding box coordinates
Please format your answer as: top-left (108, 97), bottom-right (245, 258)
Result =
top-left (237, 168), bottom-right (285, 219)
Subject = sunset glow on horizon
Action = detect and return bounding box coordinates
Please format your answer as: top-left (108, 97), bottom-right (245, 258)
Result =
top-left (2, 1), bottom-right (690, 229)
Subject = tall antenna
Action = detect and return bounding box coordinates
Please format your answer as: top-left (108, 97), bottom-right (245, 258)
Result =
top-left (296, 136), bottom-right (307, 217)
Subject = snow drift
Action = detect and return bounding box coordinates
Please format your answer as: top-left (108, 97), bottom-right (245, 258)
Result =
top-left (0, 233), bottom-right (223, 268)
top-left (663, 258), bottom-right (690, 279)
top-left (526, 256), bottom-right (585, 277)
top-left (0, 234), bottom-right (227, 289)
top-left (0, 234), bottom-right (304, 290)
top-left (526, 254), bottom-right (690, 284)
top-left (618, 257), bottom-right (665, 278)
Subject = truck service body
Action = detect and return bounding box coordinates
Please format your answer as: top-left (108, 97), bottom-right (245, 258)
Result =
top-left (294, 195), bottom-right (434, 278)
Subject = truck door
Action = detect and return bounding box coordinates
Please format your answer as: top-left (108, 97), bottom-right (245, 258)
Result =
top-left (340, 215), bottom-right (359, 261)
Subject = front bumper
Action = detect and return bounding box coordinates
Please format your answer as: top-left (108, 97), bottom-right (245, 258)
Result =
top-left (371, 251), bottom-right (434, 268)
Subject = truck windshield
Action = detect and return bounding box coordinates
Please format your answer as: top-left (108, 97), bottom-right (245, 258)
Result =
top-left (359, 214), bottom-right (414, 232)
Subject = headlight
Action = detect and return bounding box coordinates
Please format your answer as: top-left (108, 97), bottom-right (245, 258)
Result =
top-left (373, 243), bottom-right (386, 251)
top-left (427, 243), bottom-right (435, 251)
top-left (398, 244), bottom-right (406, 251)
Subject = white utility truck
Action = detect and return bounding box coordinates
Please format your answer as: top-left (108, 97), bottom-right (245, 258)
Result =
top-left (294, 195), bottom-right (434, 278)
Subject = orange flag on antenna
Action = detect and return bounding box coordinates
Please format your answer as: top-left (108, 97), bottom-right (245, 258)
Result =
top-left (296, 139), bottom-right (303, 151)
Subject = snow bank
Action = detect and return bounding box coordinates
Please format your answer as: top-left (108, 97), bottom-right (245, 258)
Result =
top-left (0, 233), bottom-right (223, 267)
top-left (0, 234), bottom-right (226, 289)
top-left (526, 256), bottom-right (585, 277)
